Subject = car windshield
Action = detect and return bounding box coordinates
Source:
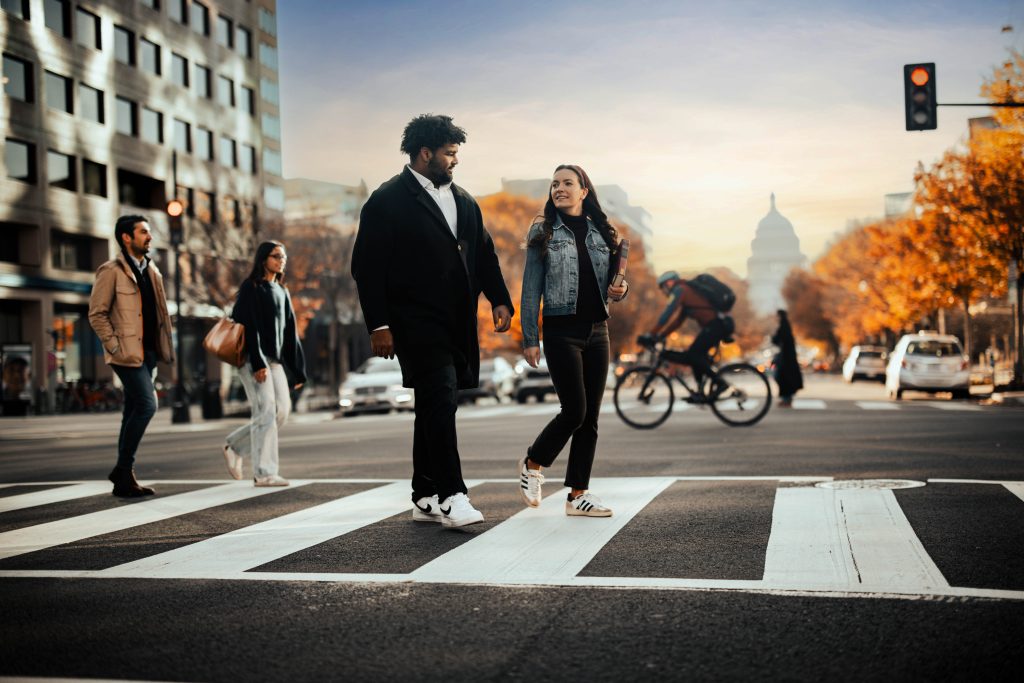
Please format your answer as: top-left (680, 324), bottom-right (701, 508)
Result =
top-left (858, 351), bottom-right (884, 359)
top-left (906, 341), bottom-right (961, 357)
top-left (356, 357), bottom-right (401, 373)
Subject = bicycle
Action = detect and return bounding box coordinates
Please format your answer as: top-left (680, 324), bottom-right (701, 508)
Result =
top-left (613, 338), bottom-right (772, 428)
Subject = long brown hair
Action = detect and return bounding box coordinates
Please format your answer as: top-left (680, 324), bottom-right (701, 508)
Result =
top-left (528, 164), bottom-right (618, 255)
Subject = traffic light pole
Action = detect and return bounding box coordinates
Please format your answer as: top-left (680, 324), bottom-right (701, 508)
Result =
top-left (170, 151), bottom-right (190, 424)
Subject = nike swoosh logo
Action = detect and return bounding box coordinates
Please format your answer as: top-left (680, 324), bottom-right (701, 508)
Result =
top-left (440, 506), bottom-right (451, 515)
top-left (415, 503), bottom-right (433, 513)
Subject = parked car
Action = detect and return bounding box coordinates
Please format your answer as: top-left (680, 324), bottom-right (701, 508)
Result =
top-left (338, 357), bottom-right (414, 415)
top-left (885, 332), bottom-right (970, 400)
top-left (458, 357), bottom-right (515, 403)
top-left (842, 345), bottom-right (888, 383)
top-left (513, 357), bottom-right (555, 403)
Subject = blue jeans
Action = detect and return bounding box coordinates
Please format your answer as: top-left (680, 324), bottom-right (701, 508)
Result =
top-left (110, 351), bottom-right (158, 469)
top-left (225, 362), bottom-right (291, 478)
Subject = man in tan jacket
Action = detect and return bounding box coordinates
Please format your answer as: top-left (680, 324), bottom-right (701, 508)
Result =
top-left (88, 215), bottom-right (174, 497)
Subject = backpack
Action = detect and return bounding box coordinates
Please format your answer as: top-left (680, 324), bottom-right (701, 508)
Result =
top-left (686, 274), bottom-right (736, 313)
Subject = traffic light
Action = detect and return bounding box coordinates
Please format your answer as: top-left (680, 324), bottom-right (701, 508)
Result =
top-left (904, 63), bottom-right (937, 131)
top-left (167, 198), bottom-right (185, 246)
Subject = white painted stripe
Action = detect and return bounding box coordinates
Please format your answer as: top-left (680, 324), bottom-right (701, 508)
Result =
top-left (0, 482), bottom-right (297, 560)
top-left (791, 398), bottom-right (827, 410)
top-left (105, 482), bottom-right (412, 577)
top-left (855, 401), bottom-right (900, 411)
top-left (518, 403), bottom-right (560, 416)
top-left (924, 401), bottom-right (982, 411)
top-left (0, 482), bottom-right (112, 513)
top-left (460, 406), bottom-right (516, 420)
top-left (1004, 483), bottom-right (1024, 504)
top-left (762, 487), bottom-right (948, 591)
top-left (411, 477), bottom-right (675, 583)
top-left (928, 479), bottom-right (1024, 485)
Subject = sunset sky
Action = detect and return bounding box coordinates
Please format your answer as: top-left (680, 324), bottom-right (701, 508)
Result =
top-left (276, 0), bottom-right (1020, 276)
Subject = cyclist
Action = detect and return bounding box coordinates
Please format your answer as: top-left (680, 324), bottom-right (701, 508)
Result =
top-left (638, 271), bottom-right (735, 398)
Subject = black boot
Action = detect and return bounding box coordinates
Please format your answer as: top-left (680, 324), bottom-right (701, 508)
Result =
top-left (127, 468), bottom-right (156, 495)
top-left (108, 466), bottom-right (151, 498)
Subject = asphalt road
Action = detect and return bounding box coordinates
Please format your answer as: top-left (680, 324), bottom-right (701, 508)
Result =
top-left (0, 375), bottom-right (1022, 682)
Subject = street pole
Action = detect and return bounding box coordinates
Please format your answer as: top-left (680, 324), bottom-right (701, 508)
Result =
top-left (170, 151), bottom-right (190, 423)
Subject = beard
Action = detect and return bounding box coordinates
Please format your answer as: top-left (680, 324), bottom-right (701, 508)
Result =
top-left (425, 155), bottom-right (453, 187)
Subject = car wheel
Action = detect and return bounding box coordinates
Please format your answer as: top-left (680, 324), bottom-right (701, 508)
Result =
top-left (516, 393), bottom-right (528, 404)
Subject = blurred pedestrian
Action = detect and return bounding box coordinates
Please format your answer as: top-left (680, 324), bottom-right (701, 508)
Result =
top-left (88, 215), bottom-right (174, 497)
top-left (772, 309), bottom-right (803, 407)
top-left (351, 114), bottom-right (513, 528)
top-left (222, 241), bottom-right (306, 486)
top-left (519, 164), bottom-right (628, 517)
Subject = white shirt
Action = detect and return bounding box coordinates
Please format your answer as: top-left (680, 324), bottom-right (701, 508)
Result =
top-left (128, 253), bottom-right (148, 274)
top-left (407, 165), bottom-right (458, 238)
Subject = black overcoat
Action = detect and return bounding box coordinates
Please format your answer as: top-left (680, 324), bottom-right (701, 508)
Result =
top-left (772, 316), bottom-right (804, 396)
top-left (351, 167), bottom-right (513, 389)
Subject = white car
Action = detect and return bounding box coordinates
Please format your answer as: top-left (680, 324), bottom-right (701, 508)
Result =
top-left (459, 357), bottom-right (516, 403)
top-left (338, 357), bottom-right (414, 414)
top-left (842, 345), bottom-right (888, 383)
top-left (885, 333), bottom-right (970, 400)
top-left (513, 357), bottom-right (555, 403)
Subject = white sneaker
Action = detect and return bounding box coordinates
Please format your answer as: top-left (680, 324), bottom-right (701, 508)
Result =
top-left (412, 495), bottom-right (442, 523)
top-left (440, 492), bottom-right (484, 528)
top-left (222, 444), bottom-right (243, 480)
top-left (254, 474), bottom-right (290, 487)
top-left (566, 492), bottom-right (612, 517)
top-left (518, 457), bottom-right (544, 508)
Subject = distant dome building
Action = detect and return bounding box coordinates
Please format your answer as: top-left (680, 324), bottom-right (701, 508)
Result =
top-left (746, 194), bottom-right (806, 315)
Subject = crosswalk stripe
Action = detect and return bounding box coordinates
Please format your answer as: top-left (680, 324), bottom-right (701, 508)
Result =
top-left (104, 482), bottom-right (411, 577)
top-left (762, 487), bottom-right (948, 591)
top-left (790, 399), bottom-right (827, 410)
top-left (410, 477), bottom-right (675, 583)
top-left (0, 482), bottom-right (112, 513)
top-left (923, 401), bottom-right (983, 411)
top-left (1004, 483), bottom-right (1024, 505)
top-left (0, 482), bottom-right (296, 560)
top-left (855, 401), bottom-right (900, 410)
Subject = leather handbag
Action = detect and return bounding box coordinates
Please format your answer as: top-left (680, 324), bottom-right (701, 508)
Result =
top-left (203, 317), bottom-right (246, 367)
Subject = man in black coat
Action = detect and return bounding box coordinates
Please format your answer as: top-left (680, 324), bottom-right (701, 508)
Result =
top-left (351, 114), bottom-right (513, 528)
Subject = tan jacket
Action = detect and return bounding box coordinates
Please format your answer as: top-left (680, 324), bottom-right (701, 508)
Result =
top-left (88, 252), bottom-right (175, 367)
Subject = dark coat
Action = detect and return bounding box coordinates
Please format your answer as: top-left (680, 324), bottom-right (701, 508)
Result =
top-left (351, 167), bottom-right (513, 389)
top-left (772, 315), bottom-right (804, 396)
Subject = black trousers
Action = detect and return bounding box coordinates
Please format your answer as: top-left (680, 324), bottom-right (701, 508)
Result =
top-left (110, 351), bottom-right (158, 469)
top-left (665, 318), bottom-right (728, 384)
top-left (528, 322), bottom-right (609, 490)
top-left (411, 362), bottom-right (467, 503)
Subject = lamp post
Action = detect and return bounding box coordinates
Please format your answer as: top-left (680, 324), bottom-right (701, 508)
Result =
top-left (168, 151), bottom-right (190, 423)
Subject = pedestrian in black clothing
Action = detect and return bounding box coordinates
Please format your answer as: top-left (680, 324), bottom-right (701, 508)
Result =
top-left (772, 309), bottom-right (803, 407)
top-left (519, 165), bottom-right (628, 517)
top-left (351, 114), bottom-right (513, 528)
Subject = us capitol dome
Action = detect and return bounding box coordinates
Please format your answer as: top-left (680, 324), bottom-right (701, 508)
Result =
top-left (746, 193), bottom-right (806, 316)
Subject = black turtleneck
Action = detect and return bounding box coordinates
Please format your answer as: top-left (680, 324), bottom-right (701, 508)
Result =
top-left (125, 254), bottom-right (158, 352)
top-left (543, 212), bottom-right (607, 336)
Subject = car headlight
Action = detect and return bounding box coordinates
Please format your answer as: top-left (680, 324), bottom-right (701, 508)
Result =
top-left (339, 398), bottom-right (353, 407)
top-left (395, 393), bottom-right (413, 403)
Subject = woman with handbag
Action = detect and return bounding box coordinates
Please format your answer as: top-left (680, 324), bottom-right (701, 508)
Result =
top-left (222, 241), bottom-right (306, 485)
top-left (518, 164), bottom-right (628, 517)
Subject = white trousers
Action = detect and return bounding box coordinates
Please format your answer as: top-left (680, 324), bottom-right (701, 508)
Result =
top-left (226, 362), bottom-right (291, 477)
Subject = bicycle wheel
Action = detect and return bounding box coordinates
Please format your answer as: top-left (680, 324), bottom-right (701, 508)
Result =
top-left (614, 366), bottom-right (674, 429)
top-left (708, 362), bottom-right (771, 427)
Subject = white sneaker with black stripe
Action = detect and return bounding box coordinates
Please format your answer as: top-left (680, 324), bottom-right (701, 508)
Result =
top-left (412, 495), bottom-right (442, 523)
top-left (440, 492), bottom-right (484, 528)
top-left (566, 492), bottom-right (612, 517)
top-left (518, 457), bottom-right (544, 508)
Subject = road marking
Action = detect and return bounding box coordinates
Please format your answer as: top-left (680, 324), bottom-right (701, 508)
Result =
top-left (923, 401), bottom-right (983, 411)
top-left (790, 399), bottom-right (827, 410)
top-left (855, 401), bottom-right (900, 410)
top-left (1004, 483), bottom-right (1024, 504)
top-left (762, 487), bottom-right (948, 591)
top-left (410, 477), bottom-right (675, 584)
top-left (0, 482), bottom-right (112, 513)
top-left (0, 482), bottom-right (300, 560)
top-left (105, 482), bottom-right (412, 577)
top-left (461, 406), bottom-right (516, 420)
top-left (518, 404), bottom-right (560, 416)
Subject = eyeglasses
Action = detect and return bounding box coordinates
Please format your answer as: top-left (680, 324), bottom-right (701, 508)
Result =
top-left (268, 253), bottom-right (287, 260)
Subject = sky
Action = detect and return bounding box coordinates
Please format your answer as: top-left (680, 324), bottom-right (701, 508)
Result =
top-left (276, 0), bottom-right (1022, 276)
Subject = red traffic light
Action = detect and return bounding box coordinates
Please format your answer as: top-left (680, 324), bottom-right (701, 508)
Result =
top-left (910, 67), bottom-right (930, 87)
top-left (166, 199), bottom-right (185, 217)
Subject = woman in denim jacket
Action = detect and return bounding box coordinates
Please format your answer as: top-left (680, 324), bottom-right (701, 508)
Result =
top-left (519, 165), bottom-right (628, 517)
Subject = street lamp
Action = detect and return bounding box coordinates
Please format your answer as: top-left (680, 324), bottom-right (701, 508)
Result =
top-left (168, 153), bottom-right (190, 424)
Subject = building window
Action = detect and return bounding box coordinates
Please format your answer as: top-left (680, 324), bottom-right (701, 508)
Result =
top-left (117, 168), bottom-right (166, 209)
top-left (52, 230), bottom-right (93, 271)
top-left (75, 7), bottom-right (101, 50)
top-left (5, 138), bottom-right (36, 183)
top-left (195, 127), bottom-right (213, 160)
top-left (216, 14), bottom-right (233, 48)
top-left (173, 119), bottom-right (191, 153)
top-left (1, 0), bottom-right (29, 20)
top-left (194, 189), bottom-right (215, 223)
top-left (171, 53), bottom-right (189, 88)
top-left (217, 75), bottom-right (234, 107)
top-left (115, 96), bottom-right (137, 136)
top-left (262, 113), bottom-right (281, 141)
top-left (82, 159), bottom-right (106, 196)
top-left (168, 0), bottom-right (185, 24)
top-left (139, 0), bottom-right (159, 11)
top-left (114, 26), bottom-right (136, 65)
top-left (262, 148), bottom-right (282, 176)
top-left (44, 71), bottom-right (72, 113)
top-left (219, 135), bottom-right (236, 167)
top-left (239, 144), bottom-right (256, 174)
top-left (260, 77), bottom-right (279, 106)
top-left (259, 42), bottom-right (278, 71)
top-left (3, 54), bottom-right (34, 102)
top-left (258, 7), bottom-right (276, 36)
top-left (240, 85), bottom-right (255, 115)
top-left (140, 39), bottom-right (161, 76)
top-left (47, 151), bottom-right (76, 191)
top-left (264, 185), bottom-right (284, 211)
top-left (44, 0), bottom-right (70, 38)
top-left (194, 64), bottom-right (211, 98)
top-left (141, 107), bottom-right (163, 144)
top-left (236, 26), bottom-right (253, 58)
top-left (79, 83), bottom-right (104, 124)
top-left (191, 1), bottom-right (209, 36)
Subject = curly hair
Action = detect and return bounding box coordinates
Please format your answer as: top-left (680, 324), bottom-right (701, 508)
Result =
top-left (400, 114), bottom-right (467, 161)
top-left (528, 164), bottom-right (618, 256)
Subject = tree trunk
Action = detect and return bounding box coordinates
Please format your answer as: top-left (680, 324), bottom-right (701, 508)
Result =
top-left (962, 297), bottom-right (972, 360)
top-left (1015, 271), bottom-right (1023, 387)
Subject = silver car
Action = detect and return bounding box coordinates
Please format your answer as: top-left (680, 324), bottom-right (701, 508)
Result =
top-left (513, 357), bottom-right (555, 403)
top-left (338, 357), bottom-right (414, 414)
top-left (885, 333), bottom-right (970, 400)
top-left (842, 345), bottom-right (888, 383)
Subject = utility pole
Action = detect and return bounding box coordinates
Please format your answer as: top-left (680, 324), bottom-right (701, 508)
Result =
top-left (168, 151), bottom-right (190, 423)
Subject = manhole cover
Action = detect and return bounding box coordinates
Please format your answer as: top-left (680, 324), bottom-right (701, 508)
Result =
top-left (816, 479), bottom-right (926, 490)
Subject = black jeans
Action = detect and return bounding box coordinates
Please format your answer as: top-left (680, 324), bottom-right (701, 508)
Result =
top-left (528, 322), bottom-right (609, 490)
top-left (110, 351), bottom-right (158, 469)
top-left (411, 362), bottom-right (467, 503)
top-left (665, 318), bottom-right (729, 384)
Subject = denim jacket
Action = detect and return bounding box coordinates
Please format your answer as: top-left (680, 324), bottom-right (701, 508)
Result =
top-left (520, 216), bottom-right (613, 348)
